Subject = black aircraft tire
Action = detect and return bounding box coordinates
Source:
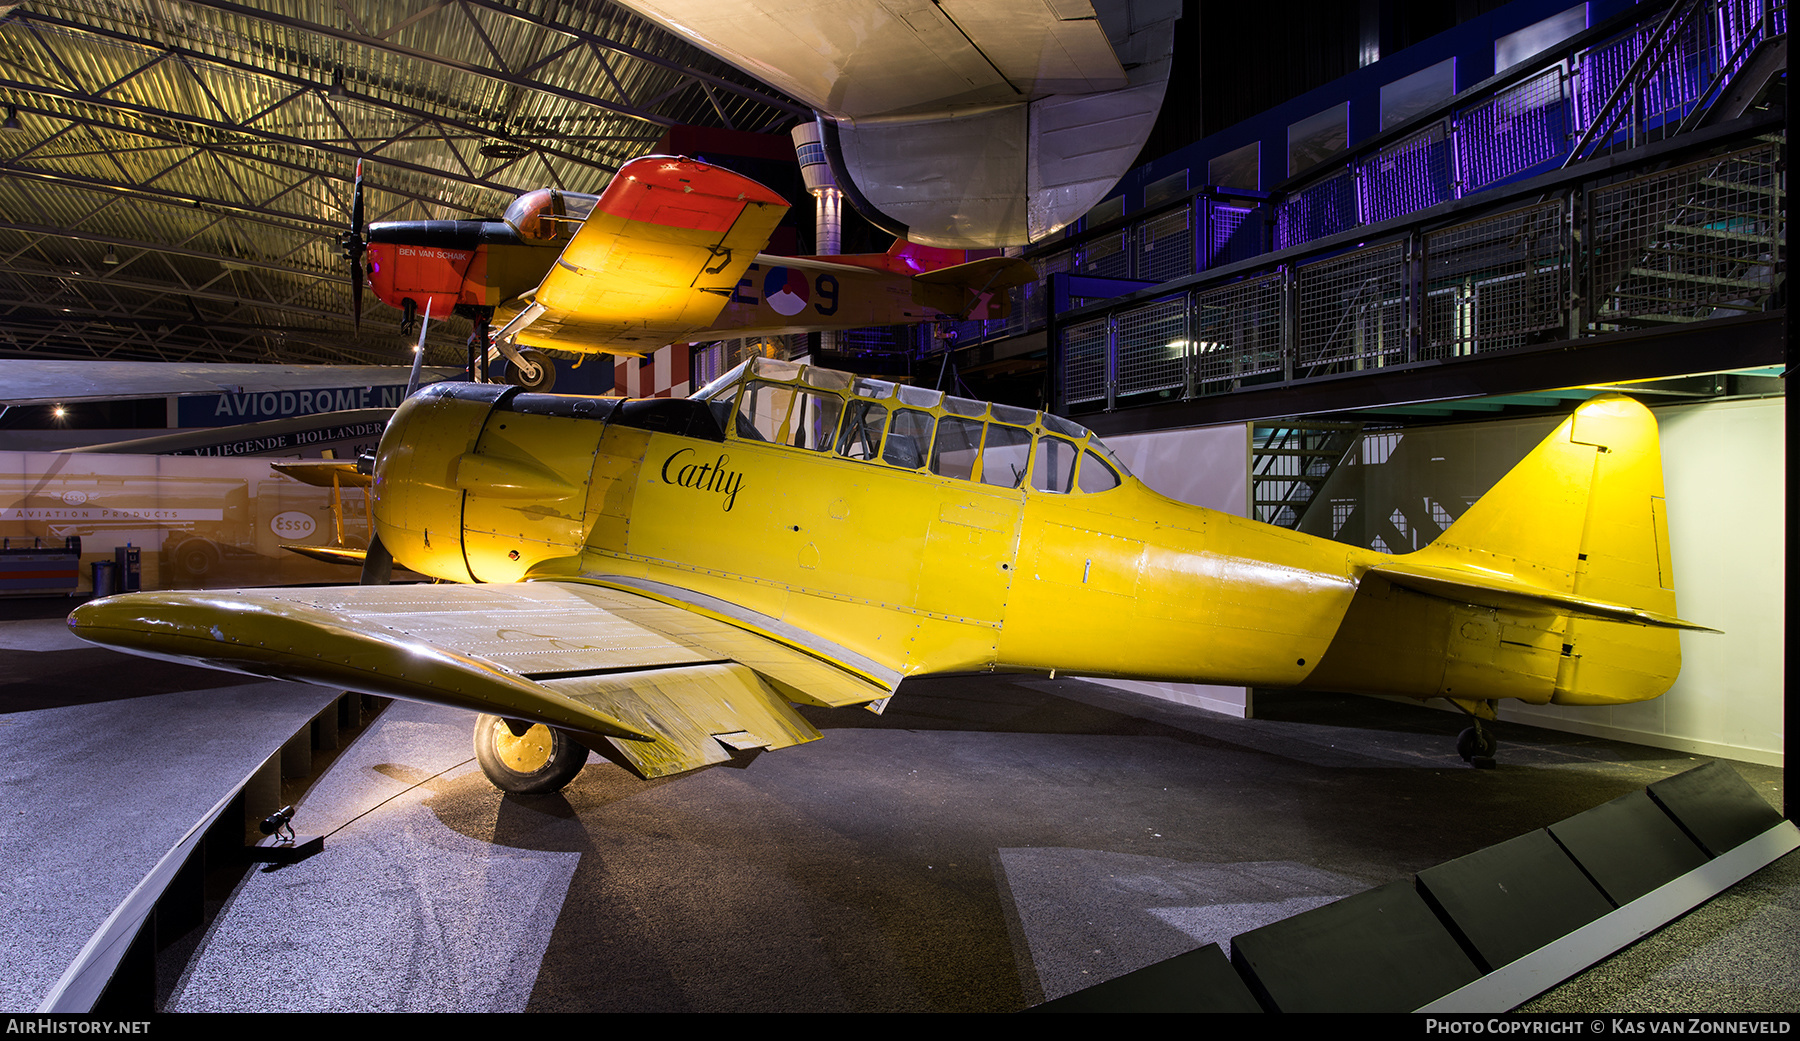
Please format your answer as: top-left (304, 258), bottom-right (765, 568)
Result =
top-left (473, 714), bottom-right (587, 794)
top-left (1457, 726), bottom-right (1498, 762)
top-left (505, 347), bottom-right (555, 392)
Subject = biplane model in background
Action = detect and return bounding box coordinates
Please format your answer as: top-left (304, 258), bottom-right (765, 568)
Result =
top-left (341, 156), bottom-right (1037, 392)
top-left (70, 358), bottom-right (1713, 794)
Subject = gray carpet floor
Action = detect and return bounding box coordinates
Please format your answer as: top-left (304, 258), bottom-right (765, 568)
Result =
top-left (1, 597), bottom-right (1790, 1013)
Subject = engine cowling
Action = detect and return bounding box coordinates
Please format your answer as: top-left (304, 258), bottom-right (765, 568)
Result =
top-left (373, 383), bottom-right (618, 583)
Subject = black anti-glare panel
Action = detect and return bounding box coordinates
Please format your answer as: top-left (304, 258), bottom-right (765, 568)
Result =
top-left (1647, 760), bottom-right (1785, 856)
top-left (1228, 880), bottom-right (1481, 1012)
top-left (1415, 829), bottom-right (1614, 973)
top-left (1028, 944), bottom-right (1262, 1012)
top-left (1547, 790), bottom-right (1709, 906)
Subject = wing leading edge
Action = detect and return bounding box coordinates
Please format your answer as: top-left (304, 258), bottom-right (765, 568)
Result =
top-left (67, 580), bottom-right (893, 779)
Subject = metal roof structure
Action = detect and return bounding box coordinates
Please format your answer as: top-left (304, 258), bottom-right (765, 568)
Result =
top-left (0, 0), bottom-right (807, 368)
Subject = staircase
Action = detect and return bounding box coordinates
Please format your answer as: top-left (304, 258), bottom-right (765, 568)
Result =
top-left (1251, 421), bottom-right (1362, 529)
top-left (1590, 137), bottom-right (1785, 329)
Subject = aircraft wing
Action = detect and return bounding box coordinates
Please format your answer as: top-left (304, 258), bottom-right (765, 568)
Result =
top-left (67, 579), bottom-right (895, 779)
top-left (497, 156), bottom-right (790, 356)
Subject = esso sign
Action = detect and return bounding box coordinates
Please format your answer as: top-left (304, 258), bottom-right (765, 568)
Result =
top-left (270, 510), bottom-right (317, 540)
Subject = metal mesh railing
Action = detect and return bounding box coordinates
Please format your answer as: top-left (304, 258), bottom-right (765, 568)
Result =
top-left (1205, 202), bottom-right (1262, 269)
top-left (1276, 168), bottom-right (1359, 250)
top-left (1295, 242), bottom-right (1410, 376)
top-left (1078, 230), bottom-right (1132, 279)
top-left (1458, 67), bottom-right (1570, 192)
top-left (1115, 298), bottom-right (1189, 398)
top-left (1576, 18), bottom-right (1707, 133)
top-left (1137, 207), bottom-right (1195, 283)
top-left (1422, 200), bottom-right (1569, 357)
top-left (1192, 273), bottom-right (1287, 394)
top-left (1053, 130), bottom-right (1782, 412)
top-left (1586, 140), bottom-right (1784, 326)
top-left (1060, 317), bottom-right (1111, 405)
top-left (1360, 122), bottom-right (1455, 224)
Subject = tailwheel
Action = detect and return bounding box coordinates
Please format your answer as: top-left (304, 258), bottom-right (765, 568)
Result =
top-left (1456, 726), bottom-right (1498, 766)
top-left (1448, 698), bottom-right (1499, 769)
top-left (473, 714), bottom-right (588, 794)
top-left (504, 347), bottom-right (556, 392)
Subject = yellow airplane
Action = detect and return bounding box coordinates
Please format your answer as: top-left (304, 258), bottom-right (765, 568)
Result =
top-left (67, 358), bottom-right (1711, 792)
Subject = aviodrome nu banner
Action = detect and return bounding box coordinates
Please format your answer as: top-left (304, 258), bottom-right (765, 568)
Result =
top-left (175, 384), bottom-right (414, 427)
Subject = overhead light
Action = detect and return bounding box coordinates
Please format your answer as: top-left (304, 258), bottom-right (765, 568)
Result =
top-left (102, 250), bottom-right (119, 266)
top-left (2, 106), bottom-right (21, 132)
top-left (328, 68), bottom-right (345, 97)
top-left (480, 142), bottom-right (529, 159)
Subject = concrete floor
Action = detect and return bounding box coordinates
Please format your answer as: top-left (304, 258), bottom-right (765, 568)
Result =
top-left (1, 596), bottom-right (1791, 1013)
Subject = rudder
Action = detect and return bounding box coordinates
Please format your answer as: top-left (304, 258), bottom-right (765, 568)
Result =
top-left (1418, 395), bottom-right (1683, 705)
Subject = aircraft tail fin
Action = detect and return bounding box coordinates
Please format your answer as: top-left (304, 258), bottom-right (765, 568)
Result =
top-left (1399, 394), bottom-right (1695, 704)
top-left (884, 238), bottom-right (969, 273)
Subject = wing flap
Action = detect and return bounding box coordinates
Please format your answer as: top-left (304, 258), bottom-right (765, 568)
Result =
top-left (545, 663), bottom-right (821, 778)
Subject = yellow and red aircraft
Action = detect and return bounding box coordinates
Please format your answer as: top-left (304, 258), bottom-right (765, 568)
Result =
top-left (346, 155), bottom-right (1035, 391)
top-left (68, 358), bottom-right (1710, 793)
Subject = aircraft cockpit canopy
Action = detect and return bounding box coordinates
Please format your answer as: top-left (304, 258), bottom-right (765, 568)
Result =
top-left (503, 188), bottom-right (601, 244)
top-left (692, 357), bottom-right (1131, 494)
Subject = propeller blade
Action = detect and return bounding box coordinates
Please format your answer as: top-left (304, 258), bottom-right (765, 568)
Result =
top-left (344, 159), bottom-right (368, 332)
top-left (358, 532), bottom-right (394, 586)
top-left (405, 299), bottom-right (431, 398)
top-left (350, 159), bottom-right (365, 232)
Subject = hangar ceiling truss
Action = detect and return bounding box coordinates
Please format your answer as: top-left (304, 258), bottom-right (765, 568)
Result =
top-left (0, 0), bottom-right (806, 366)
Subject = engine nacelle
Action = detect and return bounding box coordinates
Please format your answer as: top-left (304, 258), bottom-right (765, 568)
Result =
top-left (373, 383), bottom-right (619, 583)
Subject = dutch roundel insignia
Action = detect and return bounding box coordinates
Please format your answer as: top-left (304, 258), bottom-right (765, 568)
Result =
top-left (763, 266), bottom-right (810, 316)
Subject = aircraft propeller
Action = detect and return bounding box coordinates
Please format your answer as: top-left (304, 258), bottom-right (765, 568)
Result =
top-left (356, 297), bottom-right (432, 588)
top-left (340, 159), bottom-right (368, 331)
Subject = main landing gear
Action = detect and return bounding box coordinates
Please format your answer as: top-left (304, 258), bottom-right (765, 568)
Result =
top-left (473, 714), bottom-right (589, 794)
top-left (503, 346), bottom-right (555, 392)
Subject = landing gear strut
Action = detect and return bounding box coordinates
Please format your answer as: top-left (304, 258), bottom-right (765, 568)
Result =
top-left (473, 714), bottom-right (589, 794)
top-left (455, 304), bottom-right (495, 384)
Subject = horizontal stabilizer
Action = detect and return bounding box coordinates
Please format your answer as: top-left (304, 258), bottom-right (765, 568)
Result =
top-left (271, 460), bottom-right (371, 488)
top-left (911, 256), bottom-right (1039, 315)
top-left (1367, 561), bottom-right (1719, 632)
top-left (280, 544), bottom-right (368, 567)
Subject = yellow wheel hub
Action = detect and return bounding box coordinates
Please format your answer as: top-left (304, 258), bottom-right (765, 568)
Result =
top-left (493, 722), bottom-right (554, 773)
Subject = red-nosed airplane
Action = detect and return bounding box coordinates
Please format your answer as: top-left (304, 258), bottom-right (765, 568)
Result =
top-left (342, 156), bottom-right (1037, 391)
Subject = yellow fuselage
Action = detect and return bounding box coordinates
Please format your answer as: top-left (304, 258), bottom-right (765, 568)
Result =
top-left (370, 361), bottom-right (1680, 709)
